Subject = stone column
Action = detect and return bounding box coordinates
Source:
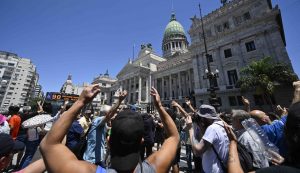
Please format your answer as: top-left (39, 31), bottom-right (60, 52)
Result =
top-left (169, 75), bottom-right (172, 100)
top-left (178, 72), bottom-right (182, 99)
top-left (138, 76), bottom-right (142, 104)
top-left (128, 78), bottom-right (132, 103)
top-left (162, 77), bottom-right (165, 100)
top-left (188, 70), bottom-right (192, 95)
top-left (146, 77), bottom-right (149, 103)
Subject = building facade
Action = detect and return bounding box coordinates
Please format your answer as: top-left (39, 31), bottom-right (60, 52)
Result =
top-left (189, 0), bottom-right (293, 110)
top-left (0, 51), bottom-right (39, 110)
top-left (92, 71), bottom-right (117, 106)
top-left (116, 44), bottom-right (165, 105)
top-left (60, 72), bottom-right (117, 110)
top-left (112, 0), bottom-right (294, 111)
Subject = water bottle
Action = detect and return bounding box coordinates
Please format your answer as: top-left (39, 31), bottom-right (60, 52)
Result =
top-left (242, 118), bottom-right (280, 161)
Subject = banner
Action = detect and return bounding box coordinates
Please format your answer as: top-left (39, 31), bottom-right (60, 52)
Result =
top-left (45, 92), bottom-right (79, 101)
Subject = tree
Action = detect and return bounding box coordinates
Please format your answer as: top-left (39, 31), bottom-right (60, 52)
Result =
top-left (27, 97), bottom-right (44, 111)
top-left (237, 57), bottom-right (298, 109)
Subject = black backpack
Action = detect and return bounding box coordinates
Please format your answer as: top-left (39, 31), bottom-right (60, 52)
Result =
top-left (212, 141), bottom-right (254, 172)
top-left (211, 123), bottom-right (254, 172)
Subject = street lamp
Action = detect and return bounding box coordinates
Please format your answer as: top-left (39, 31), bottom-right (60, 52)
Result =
top-left (199, 3), bottom-right (220, 110)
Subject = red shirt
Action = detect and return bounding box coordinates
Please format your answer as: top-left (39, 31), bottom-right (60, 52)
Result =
top-left (8, 115), bottom-right (21, 140)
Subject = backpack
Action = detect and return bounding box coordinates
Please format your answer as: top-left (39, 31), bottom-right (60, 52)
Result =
top-left (212, 123), bottom-right (254, 172)
top-left (212, 141), bottom-right (254, 172)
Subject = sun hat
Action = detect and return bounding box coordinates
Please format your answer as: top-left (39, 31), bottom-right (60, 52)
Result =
top-left (0, 114), bottom-right (7, 124)
top-left (196, 104), bottom-right (220, 120)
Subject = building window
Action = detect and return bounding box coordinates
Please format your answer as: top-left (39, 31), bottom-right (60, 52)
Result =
top-left (227, 70), bottom-right (238, 85)
top-left (216, 25), bottom-right (222, 32)
top-left (207, 54), bottom-right (213, 62)
top-left (206, 30), bottom-right (212, 37)
top-left (218, 97), bottom-right (222, 106)
top-left (245, 41), bottom-right (256, 52)
top-left (229, 96), bottom-right (237, 106)
top-left (224, 49), bottom-right (232, 58)
top-left (172, 42), bottom-right (175, 48)
top-left (223, 22), bottom-right (230, 30)
top-left (179, 42), bottom-right (182, 48)
top-left (244, 12), bottom-right (251, 20)
top-left (8, 63), bottom-right (15, 66)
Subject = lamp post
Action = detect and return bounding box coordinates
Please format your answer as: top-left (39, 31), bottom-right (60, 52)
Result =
top-left (199, 3), bottom-right (220, 110)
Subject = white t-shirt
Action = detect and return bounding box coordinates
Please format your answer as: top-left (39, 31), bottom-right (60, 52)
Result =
top-left (0, 121), bottom-right (10, 134)
top-left (202, 121), bottom-right (229, 173)
top-left (27, 127), bottom-right (41, 141)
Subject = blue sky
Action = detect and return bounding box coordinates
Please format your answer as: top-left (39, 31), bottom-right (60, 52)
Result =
top-left (0, 0), bottom-right (299, 93)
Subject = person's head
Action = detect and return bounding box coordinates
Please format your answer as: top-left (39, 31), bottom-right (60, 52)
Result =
top-left (195, 104), bottom-right (219, 127)
top-left (0, 114), bottom-right (7, 125)
top-left (109, 110), bottom-right (144, 172)
top-left (22, 106), bottom-right (32, 114)
top-left (83, 109), bottom-right (93, 118)
top-left (42, 102), bottom-right (53, 114)
top-left (249, 110), bottom-right (271, 125)
top-left (8, 106), bottom-right (20, 115)
top-left (99, 105), bottom-right (112, 117)
top-left (0, 134), bottom-right (24, 171)
top-left (285, 102), bottom-right (300, 166)
top-left (231, 110), bottom-right (251, 130)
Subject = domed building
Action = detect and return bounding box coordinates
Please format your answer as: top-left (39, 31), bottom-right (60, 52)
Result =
top-left (162, 12), bottom-right (189, 58)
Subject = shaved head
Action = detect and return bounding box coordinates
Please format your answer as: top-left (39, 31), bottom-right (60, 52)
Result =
top-left (250, 110), bottom-right (271, 125)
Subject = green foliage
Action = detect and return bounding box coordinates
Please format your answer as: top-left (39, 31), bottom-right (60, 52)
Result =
top-left (27, 97), bottom-right (43, 107)
top-left (237, 57), bottom-right (298, 95)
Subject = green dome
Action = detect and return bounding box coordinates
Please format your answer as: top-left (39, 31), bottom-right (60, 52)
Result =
top-left (163, 13), bottom-right (186, 40)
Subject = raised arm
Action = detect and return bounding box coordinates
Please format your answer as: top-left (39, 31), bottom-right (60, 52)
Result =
top-left (171, 100), bottom-right (189, 118)
top-left (40, 84), bottom-right (100, 173)
top-left (147, 87), bottom-right (179, 173)
top-left (292, 81), bottom-right (300, 104)
top-left (105, 90), bottom-right (127, 121)
top-left (242, 96), bottom-right (250, 113)
top-left (37, 100), bottom-right (44, 114)
top-left (223, 122), bottom-right (246, 173)
top-left (185, 99), bottom-right (197, 113)
top-left (185, 116), bottom-right (210, 156)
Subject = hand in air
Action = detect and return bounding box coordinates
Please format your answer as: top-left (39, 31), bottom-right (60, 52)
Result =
top-left (150, 87), bottom-right (162, 108)
top-left (79, 84), bottom-right (101, 104)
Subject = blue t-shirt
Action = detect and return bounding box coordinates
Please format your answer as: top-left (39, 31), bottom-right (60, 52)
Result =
top-left (66, 120), bottom-right (84, 150)
top-left (83, 116), bottom-right (107, 164)
top-left (261, 116), bottom-right (287, 156)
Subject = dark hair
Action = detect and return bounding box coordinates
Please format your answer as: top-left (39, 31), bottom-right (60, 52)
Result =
top-left (285, 102), bottom-right (300, 167)
top-left (42, 102), bottom-right (53, 114)
top-left (8, 106), bottom-right (20, 114)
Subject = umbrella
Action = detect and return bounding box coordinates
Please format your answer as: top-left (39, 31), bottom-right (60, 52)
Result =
top-left (22, 114), bottom-right (53, 129)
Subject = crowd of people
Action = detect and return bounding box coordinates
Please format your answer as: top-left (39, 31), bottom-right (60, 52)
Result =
top-left (0, 81), bottom-right (300, 173)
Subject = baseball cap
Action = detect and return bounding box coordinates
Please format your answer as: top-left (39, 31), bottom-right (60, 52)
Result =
top-left (0, 114), bottom-right (7, 124)
top-left (196, 104), bottom-right (220, 120)
top-left (110, 110), bottom-right (144, 171)
top-left (0, 134), bottom-right (25, 157)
